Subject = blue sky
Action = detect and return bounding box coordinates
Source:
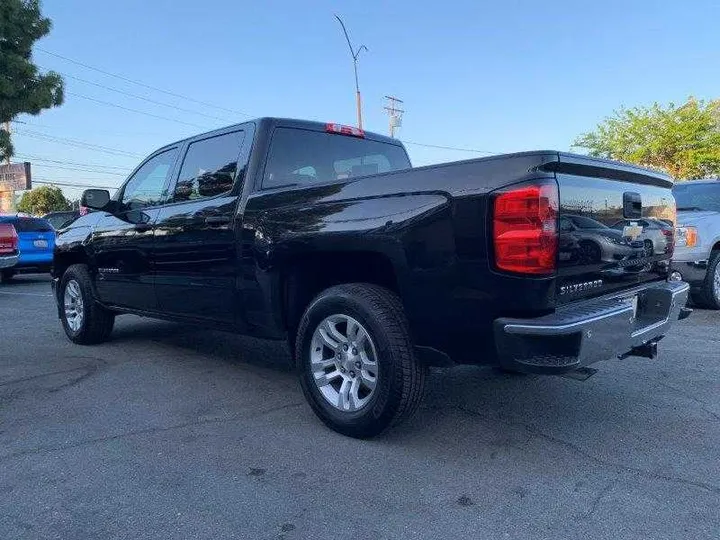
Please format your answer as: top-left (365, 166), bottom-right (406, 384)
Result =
top-left (13, 0), bottom-right (720, 200)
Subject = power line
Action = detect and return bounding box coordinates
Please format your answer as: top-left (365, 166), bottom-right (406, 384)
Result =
top-left (67, 92), bottom-right (211, 129)
top-left (12, 120), bottom-right (167, 139)
top-left (34, 49), bottom-right (499, 157)
top-left (14, 154), bottom-right (130, 171)
top-left (28, 173), bottom-right (121, 181)
top-left (43, 69), bottom-right (232, 123)
top-left (28, 163), bottom-right (127, 176)
top-left (399, 140), bottom-right (497, 154)
top-left (13, 129), bottom-right (142, 158)
top-left (36, 47), bottom-right (252, 117)
top-left (33, 179), bottom-right (119, 190)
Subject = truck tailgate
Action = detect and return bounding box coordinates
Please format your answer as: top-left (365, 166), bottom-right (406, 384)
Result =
top-left (545, 156), bottom-right (675, 304)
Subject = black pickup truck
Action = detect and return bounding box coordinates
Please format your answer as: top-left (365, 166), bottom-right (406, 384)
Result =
top-left (53, 118), bottom-right (690, 437)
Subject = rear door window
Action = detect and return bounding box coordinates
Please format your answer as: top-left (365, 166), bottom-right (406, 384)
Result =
top-left (262, 128), bottom-right (410, 189)
top-left (172, 130), bottom-right (245, 202)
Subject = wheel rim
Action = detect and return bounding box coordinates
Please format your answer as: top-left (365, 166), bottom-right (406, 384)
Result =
top-left (63, 279), bottom-right (84, 332)
top-left (310, 314), bottom-right (379, 412)
top-left (713, 264), bottom-right (720, 300)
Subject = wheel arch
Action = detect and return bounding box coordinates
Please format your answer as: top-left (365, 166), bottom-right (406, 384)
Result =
top-left (281, 250), bottom-right (402, 339)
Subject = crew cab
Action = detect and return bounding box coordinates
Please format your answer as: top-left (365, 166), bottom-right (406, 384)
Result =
top-left (52, 118), bottom-right (690, 437)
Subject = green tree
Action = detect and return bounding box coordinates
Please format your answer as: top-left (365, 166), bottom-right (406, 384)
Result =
top-left (17, 185), bottom-right (70, 215)
top-left (0, 0), bottom-right (64, 161)
top-left (574, 98), bottom-right (720, 179)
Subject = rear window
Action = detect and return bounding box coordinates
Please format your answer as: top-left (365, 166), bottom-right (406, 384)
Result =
top-left (673, 182), bottom-right (720, 212)
top-left (262, 128), bottom-right (411, 189)
top-left (10, 218), bottom-right (54, 233)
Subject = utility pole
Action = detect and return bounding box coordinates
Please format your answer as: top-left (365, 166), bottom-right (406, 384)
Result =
top-left (383, 96), bottom-right (404, 138)
top-left (334, 15), bottom-right (368, 130)
top-left (2, 121), bottom-right (10, 165)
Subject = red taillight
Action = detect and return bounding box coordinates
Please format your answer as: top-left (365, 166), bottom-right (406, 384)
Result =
top-left (0, 224), bottom-right (18, 254)
top-left (325, 123), bottom-right (365, 138)
top-left (662, 227), bottom-right (675, 255)
top-left (493, 183), bottom-right (558, 275)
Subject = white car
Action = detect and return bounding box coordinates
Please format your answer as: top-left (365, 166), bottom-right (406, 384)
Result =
top-left (611, 218), bottom-right (674, 256)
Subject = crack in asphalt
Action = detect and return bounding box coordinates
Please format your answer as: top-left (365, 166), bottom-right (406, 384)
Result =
top-left (578, 479), bottom-right (618, 519)
top-left (656, 380), bottom-right (720, 422)
top-left (0, 402), bottom-right (304, 463)
top-left (455, 404), bottom-right (720, 495)
top-left (0, 365), bottom-right (95, 388)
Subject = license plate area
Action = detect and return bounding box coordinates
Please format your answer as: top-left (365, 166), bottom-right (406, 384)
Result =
top-left (33, 239), bottom-right (48, 249)
top-left (630, 287), bottom-right (672, 331)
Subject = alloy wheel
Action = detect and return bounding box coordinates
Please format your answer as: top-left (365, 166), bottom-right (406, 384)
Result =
top-left (64, 279), bottom-right (85, 332)
top-left (309, 314), bottom-right (379, 412)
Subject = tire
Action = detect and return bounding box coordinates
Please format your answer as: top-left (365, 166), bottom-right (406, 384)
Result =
top-left (295, 283), bottom-right (426, 438)
top-left (59, 264), bottom-right (115, 344)
top-left (691, 251), bottom-right (720, 310)
top-left (0, 269), bottom-right (15, 283)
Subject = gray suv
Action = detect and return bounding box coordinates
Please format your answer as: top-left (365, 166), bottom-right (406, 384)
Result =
top-left (672, 179), bottom-right (720, 308)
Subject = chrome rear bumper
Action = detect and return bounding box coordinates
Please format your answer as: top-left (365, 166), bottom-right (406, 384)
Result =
top-left (494, 280), bottom-right (690, 374)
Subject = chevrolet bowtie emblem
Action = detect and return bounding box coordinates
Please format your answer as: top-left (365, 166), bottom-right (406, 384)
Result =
top-left (622, 223), bottom-right (644, 241)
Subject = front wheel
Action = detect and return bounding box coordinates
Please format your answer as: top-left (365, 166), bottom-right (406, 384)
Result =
top-left (691, 251), bottom-right (720, 310)
top-left (60, 264), bottom-right (115, 344)
top-left (296, 284), bottom-right (426, 438)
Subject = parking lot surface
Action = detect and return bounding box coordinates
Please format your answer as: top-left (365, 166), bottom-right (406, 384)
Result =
top-left (1, 275), bottom-right (719, 540)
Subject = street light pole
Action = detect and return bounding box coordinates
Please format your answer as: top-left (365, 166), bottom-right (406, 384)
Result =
top-left (334, 15), bottom-right (367, 130)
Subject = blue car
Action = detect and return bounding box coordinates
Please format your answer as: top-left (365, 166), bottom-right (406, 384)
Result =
top-left (0, 215), bottom-right (55, 279)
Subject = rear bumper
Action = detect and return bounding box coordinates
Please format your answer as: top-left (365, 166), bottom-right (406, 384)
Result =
top-left (494, 280), bottom-right (690, 374)
top-left (0, 255), bottom-right (19, 269)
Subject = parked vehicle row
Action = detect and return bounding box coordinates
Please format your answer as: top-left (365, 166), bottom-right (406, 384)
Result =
top-left (0, 215), bottom-right (55, 282)
top-left (49, 117), bottom-right (692, 438)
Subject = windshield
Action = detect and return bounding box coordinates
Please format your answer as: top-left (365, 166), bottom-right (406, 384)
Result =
top-left (673, 182), bottom-right (720, 212)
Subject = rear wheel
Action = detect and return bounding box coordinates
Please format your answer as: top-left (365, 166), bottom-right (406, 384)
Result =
top-left (60, 264), bottom-right (115, 344)
top-left (296, 283), bottom-right (425, 438)
top-left (691, 251), bottom-right (720, 310)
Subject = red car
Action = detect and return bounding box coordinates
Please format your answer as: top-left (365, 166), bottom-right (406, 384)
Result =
top-left (0, 223), bottom-right (19, 283)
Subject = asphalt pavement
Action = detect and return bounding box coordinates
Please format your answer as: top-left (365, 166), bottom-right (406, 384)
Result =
top-left (1, 275), bottom-right (718, 540)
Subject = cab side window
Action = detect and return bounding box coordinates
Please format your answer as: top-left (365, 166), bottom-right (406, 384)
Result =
top-left (172, 131), bottom-right (245, 202)
top-left (121, 148), bottom-right (178, 210)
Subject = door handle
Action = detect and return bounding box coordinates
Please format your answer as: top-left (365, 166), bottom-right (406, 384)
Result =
top-left (204, 216), bottom-right (232, 227)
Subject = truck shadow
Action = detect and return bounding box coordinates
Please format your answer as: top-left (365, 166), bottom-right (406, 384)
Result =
top-left (110, 318), bottom-right (294, 373)
top-left (109, 316), bottom-right (685, 470)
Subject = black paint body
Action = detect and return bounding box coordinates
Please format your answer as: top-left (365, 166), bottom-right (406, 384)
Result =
top-left (53, 118), bottom-right (675, 365)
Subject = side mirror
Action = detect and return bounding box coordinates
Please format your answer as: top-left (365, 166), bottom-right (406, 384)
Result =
top-left (81, 189), bottom-right (111, 211)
